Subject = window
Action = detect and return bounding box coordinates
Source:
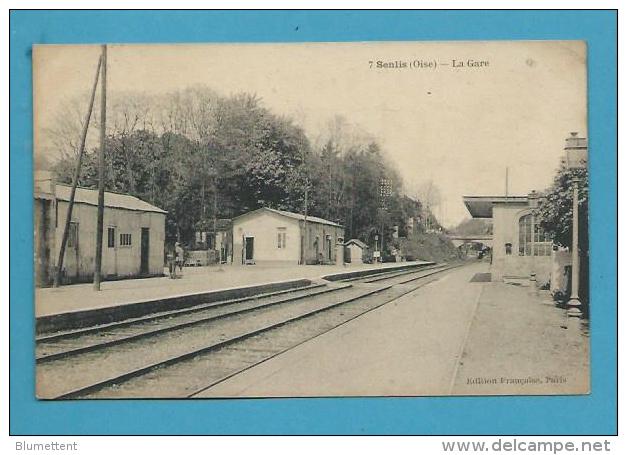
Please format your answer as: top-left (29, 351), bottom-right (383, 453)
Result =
top-left (120, 233), bottom-right (132, 247)
top-left (107, 227), bottom-right (116, 248)
top-left (518, 214), bottom-right (551, 256)
top-left (67, 222), bottom-right (78, 248)
top-left (277, 228), bottom-right (286, 249)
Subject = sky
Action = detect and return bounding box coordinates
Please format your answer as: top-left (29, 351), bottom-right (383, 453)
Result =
top-left (33, 41), bottom-right (587, 227)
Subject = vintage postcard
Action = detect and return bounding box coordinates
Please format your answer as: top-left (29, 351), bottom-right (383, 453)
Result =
top-left (32, 41), bottom-right (589, 399)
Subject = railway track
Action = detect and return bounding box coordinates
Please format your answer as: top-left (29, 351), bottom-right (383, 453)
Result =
top-left (36, 262), bottom-right (463, 399)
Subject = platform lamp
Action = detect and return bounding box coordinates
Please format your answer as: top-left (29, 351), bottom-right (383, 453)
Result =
top-left (564, 132), bottom-right (588, 319)
top-left (527, 190), bottom-right (539, 284)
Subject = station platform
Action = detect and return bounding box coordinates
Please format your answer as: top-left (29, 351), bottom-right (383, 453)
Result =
top-left (195, 262), bottom-right (589, 397)
top-left (35, 261), bottom-right (431, 319)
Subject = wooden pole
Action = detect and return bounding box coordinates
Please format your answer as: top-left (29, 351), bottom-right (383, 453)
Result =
top-left (303, 176), bottom-right (308, 265)
top-left (380, 209), bottom-right (384, 264)
top-left (93, 44), bottom-right (107, 291)
top-left (53, 54), bottom-right (103, 287)
top-left (213, 175), bottom-right (223, 270)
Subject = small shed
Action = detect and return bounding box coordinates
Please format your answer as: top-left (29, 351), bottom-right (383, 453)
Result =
top-left (345, 239), bottom-right (368, 265)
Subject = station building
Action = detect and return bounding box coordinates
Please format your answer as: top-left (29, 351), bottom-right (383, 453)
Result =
top-left (462, 134), bottom-right (587, 288)
top-left (34, 171), bottom-right (167, 286)
top-left (232, 207), bottom-right (344, 265)
top-left (462, 193), bottom-right (560, 283)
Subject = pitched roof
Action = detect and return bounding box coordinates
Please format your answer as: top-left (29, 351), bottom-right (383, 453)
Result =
top-left (345, 239), bottom-right (368, 248)
top-left (234, 207), bottom-right (343, 228)
top-left (52, 184), bottom-right (167, 214)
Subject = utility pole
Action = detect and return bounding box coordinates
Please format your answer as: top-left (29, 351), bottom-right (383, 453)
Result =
top-left (378, 177), bottom-right (392, 263)
top-left (303, 182), bottom-right (308, 265)
top-left (213, 175), bottom-right (223, 271)
top-left (53, 53), bottom-right (102, 287)
top-left (94, 44), bottom-right (107, 291)
top-left (301, 148), bottom-right (309, 265)
top-left (528, 190), bottom-right (539, 284)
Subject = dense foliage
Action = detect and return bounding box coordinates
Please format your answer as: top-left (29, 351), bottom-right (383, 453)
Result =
top-left (51, 87), bottom-right (426, 252)
top-left (537, 165), bottom-right (588, 255)
top-left (538, 164), bottom-right (589, 303)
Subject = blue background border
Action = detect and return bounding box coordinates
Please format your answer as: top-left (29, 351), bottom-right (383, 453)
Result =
top-left (9, 10), bottom-right (617, 435)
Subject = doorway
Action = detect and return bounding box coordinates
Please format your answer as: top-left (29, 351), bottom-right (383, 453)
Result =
top-left (140, 227), bottom-right (150, 275)
top-left (244, 236), bottom-right (254, 264)
top-left (326, 235), bottom-right (332, 262)
top-left (105, 226), bottom-right (118, 277)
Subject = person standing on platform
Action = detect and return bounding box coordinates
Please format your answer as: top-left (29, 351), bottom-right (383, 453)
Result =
top-left (175, 242), bottom-right (185, 274)
top-left (167, 244), bottom-right (176, 279)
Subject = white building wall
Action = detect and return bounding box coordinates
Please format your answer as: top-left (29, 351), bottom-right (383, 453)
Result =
top-left (232, 212), bottom-right (301, 264)
top-left (347, 244), bottom-right (364, 264)
top-left (232, 210), bottom-right (345, 265)
top-left (53, 200), bottom-right (165, 282)
top-left (491, 202), bottom-right (551, 283)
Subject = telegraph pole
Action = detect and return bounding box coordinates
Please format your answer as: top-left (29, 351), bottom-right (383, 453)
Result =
top-left (93, 44), bottom-right (107, 291)
top-left (53, 53), bottom-right (102, 287)
top-left (301, 148), bottom-right (309, 265)
top-left (378, 177), bottom-right (392, 263)
top-left (213, 174), bottom-right (223, 271)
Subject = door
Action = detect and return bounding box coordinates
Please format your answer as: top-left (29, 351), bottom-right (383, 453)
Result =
top-left (140, 228), bottom-right (150, 275)
top-left (327, 236), bottom-right (332, 262)
top-left (244, 236), bottom-right (254, 264)
top-left (105, 226), bottom-right (118, 277)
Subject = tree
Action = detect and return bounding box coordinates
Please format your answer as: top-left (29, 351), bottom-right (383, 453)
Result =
top-left (537, 165), bottom-right (588, 253)
top-left (538, 164), bottom-right (589, 302)
top-left (410, 179), bottom-right (443, 231)
top-left (47, 84), bottom-right (421, 257)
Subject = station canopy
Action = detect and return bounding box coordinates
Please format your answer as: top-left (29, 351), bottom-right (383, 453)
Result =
top-left (463, 196), bottom-right (528, 219)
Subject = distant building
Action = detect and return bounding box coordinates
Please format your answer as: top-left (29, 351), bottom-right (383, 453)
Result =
top-left (462, 134), bottom-right (585, 287)
top-left (462, 191), bottom-right (573, 290)
top-left (232, 207), bottom-right (344, 265)
top-left (345, 239), bottom-right (368, 265)
top-left (193, 219), bottom-right (233, 264)
top-left (463, 193), bottom-right (555, 282)
top-left (34, 171), bottom-right (167, 286)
